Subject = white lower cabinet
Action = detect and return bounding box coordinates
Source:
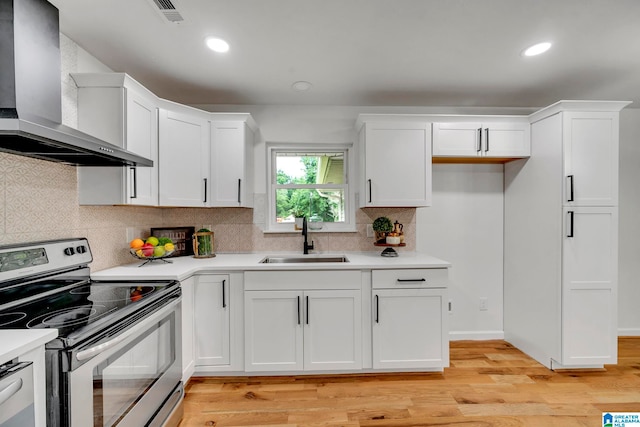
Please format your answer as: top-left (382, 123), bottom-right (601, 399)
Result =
top-left (372, 289), bottom-right (446, 369)
top-left (244, 289), bottom-right (362, 372)
top-left (244, 270), bottom-right (362, 373)
top-left (193, 274), bottom-right (231, 367)
top-left (561, 207), bottom-right (617, 366)
top-left (304, 290), bottom-right (362, 370)
top-left (244, 290), bottom-right (303, 371)
top-left (372, 269), bottom-right (449, 370)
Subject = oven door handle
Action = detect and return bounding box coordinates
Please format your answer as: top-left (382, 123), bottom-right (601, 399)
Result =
top-left (76, 297), bottom-right (180, 362)
top-left (0, 378), bottom-right (23, 406)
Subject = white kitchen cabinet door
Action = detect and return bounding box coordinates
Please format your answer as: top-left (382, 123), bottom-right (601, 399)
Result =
top-left (372, 289), bottom-right (447, 369)
top-left (244, 291), bottom-right (303, 372)
top-left (432, 122), bottom-right (482, 156)
top-left (361, 121), bottom-right (432, 207)
top-left (193, 275), bottom-right (230, 367)
top-left (561, 207), bottom-right (618, 366)
top-left (210, 121), bottom-right (254, 207)
top-left (432, 121), bottom-right (530, 158)
top-left (563, 112), bottom-right (619, 206)
top-left (75, 74), bottom-right (159, 206)
top-left (124, 91), bottom-right (158, 206)
top-left (303, 290), bottom-right (362, 371)
top-left (180, 276), bottom-right (195, 381)
top-left (483, 122), bottom-right (530, 158)
top-left (158, 108), bottom-right (210, 207)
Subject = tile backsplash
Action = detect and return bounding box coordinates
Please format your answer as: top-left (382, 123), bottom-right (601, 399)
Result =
top-left (0, 152), bottom-right (415, 271)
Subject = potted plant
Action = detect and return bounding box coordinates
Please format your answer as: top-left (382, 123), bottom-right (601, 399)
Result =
top-left (372, 216), bottom-right (393, 244)
top-left (291, 207), bottom-right (307, 230)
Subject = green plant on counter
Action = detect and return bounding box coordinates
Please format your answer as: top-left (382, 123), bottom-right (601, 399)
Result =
top-left (372, 217), bottom-right (393, 233)
top-left (372, 216), bottom-right (393, 244)
top-left (197, 228), bottom-right (212, 254)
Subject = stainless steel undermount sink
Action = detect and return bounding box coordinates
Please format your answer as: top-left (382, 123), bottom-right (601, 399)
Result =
top-left (259, 255), bottom-right (349, 264)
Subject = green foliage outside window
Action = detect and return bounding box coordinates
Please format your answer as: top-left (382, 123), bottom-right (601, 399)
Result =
top-left (275, 156), bottom-right (342, 223)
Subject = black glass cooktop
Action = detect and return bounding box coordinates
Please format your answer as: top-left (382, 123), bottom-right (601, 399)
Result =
top-left (0, 279), bottom-right (178, 339)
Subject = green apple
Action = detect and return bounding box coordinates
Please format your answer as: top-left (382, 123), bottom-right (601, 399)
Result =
top-left (153, 246), bottom-right (166, 257)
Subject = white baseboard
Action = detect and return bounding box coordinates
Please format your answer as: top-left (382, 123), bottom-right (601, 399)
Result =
top-left (618, 328), bottom-right (640, 336)
top-left (449, 330), bottom-right (505, 341)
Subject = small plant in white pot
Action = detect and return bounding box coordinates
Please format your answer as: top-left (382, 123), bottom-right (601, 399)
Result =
top-left (291, 207), bottom-right (307, 230)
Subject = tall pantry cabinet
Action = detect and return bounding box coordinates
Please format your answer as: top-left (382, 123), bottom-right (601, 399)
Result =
top-left (504, 101), bottom-right (629, 369)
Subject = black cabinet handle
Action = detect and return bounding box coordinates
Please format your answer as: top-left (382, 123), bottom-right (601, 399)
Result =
top-left (567, 175), bottom-right (574, 202)
top-left (567, 211), bottom-right (574, 238)
top-left (397, 278), bottom-right (426, 283)
top-left (237, 179), bottom-right (242, 204)
top-left (375, 294), bottom-right (379, 323)
top-left (484, 128), bottom-right (489, 152)
top-left (221, 279), bottom-right (226, 308)
top-left (368, 179), bottom-right (372, 203)
top-left (297, 296), bottom-right (301, 325)
top-left (130, 167), bottom-right (137, 199)
top-left (477, 128), bottom-right (482, 152)
top-left (306, 295), bottom-right (309, 325)
top-left (203, 178), bottom-right (208, 203)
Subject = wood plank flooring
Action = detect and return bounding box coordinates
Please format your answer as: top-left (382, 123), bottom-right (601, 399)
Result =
top-left (180, 338), bottom-right (640, 427)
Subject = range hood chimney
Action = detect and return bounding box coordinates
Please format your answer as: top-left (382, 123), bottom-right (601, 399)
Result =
top-left (0, 0), bottom-right (152, 166)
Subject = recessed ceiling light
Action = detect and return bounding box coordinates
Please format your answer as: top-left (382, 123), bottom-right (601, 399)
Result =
top-left (291, 81), bottom-right (312, 92)
top-left (205, 37), bottom-right (230, 53)
top-left (522, 42), bottom-right (552, 57)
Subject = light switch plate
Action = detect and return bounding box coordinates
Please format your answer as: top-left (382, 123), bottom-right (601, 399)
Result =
top-left (366, 224), bottom-right (374, 238)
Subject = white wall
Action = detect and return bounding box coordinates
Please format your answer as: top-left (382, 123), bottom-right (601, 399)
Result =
top-left (417, 164), bottom-right (505, 339)
top-left (618, 109), bottom-right (640, 335)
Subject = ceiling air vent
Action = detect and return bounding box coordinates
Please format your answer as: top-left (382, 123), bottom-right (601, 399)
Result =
top-left (148, 0), bottom-right (184, 23)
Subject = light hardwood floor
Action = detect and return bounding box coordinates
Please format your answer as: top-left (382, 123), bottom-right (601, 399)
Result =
top-left (180, 338), bottom-right (640, 426)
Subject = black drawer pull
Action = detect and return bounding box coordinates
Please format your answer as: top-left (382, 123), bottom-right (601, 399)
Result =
top-left (396, 278), bottom-right (426, 283)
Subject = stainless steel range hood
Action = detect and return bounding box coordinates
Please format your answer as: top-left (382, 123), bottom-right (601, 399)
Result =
top-left (0, 0), bottom-right (153, 167)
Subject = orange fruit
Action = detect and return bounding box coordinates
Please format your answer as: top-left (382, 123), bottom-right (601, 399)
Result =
top-left (129, 238), bottom-right (144, 249)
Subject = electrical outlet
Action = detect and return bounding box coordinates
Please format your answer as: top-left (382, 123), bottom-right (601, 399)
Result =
top-left (126, 227), bottom-right (136, 242)
top-left (479, 297), bottom-right (489, 311)
top-left (366, 224), bottom-right (374, 238)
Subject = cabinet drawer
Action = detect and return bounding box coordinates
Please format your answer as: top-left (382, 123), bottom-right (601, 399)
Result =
top-left (372, 269), bottom-right (448, 289)
top-left (245, 270), bottom-right (362, 291)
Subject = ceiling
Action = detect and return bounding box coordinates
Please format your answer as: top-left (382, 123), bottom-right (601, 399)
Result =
top-left (50, 0), bottom-right (640, 108)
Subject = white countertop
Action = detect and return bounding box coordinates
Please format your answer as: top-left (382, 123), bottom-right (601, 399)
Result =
top-left (0, 330), bottom-right (58, 365)
top-left (91, 251), bottom-right (451, 281)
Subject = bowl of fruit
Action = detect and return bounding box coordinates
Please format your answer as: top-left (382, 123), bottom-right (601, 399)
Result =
top-left (129, 236), bottom-right (176, 266)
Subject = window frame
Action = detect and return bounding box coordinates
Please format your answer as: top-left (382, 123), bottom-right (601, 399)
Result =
top-left (266, 143), bottom-right (356, 233)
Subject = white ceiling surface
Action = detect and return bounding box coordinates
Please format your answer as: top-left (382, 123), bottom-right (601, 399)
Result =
top-left (50, 0), bottom-right (640, 108)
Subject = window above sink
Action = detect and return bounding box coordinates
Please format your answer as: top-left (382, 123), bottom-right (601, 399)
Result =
top-left (266, 143), bottom-right (356, 233)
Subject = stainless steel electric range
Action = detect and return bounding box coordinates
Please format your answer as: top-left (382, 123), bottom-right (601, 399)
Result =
top-left (0, 238), bottom-right (183, 427)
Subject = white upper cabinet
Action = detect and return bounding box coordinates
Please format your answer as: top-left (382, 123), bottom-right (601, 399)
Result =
top-left (357, 119), bottom-right (432, 207)
top-left (209, 118), bottom-right (256, 207)
top-left (563, 112), bottom-right (619, 206)
top-left (433, 120), bottom-right (530, 160)
top-left (73, 73), bottom-right (159, 206)
top-left (158, 106), bottom-right (210, 207)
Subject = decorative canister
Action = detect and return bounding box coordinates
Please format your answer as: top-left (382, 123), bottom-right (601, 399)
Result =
top-left (193, 229), bottom-right (215, 258)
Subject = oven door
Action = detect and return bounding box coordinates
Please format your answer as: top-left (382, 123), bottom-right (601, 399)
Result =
top-left (68, 297), bottom-right (182, 427)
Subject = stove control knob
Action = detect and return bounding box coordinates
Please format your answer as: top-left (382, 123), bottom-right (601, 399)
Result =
top-left (76, 245), bottom-right (87, 254)
top-left (64, 247), bottom-right (75, 256)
